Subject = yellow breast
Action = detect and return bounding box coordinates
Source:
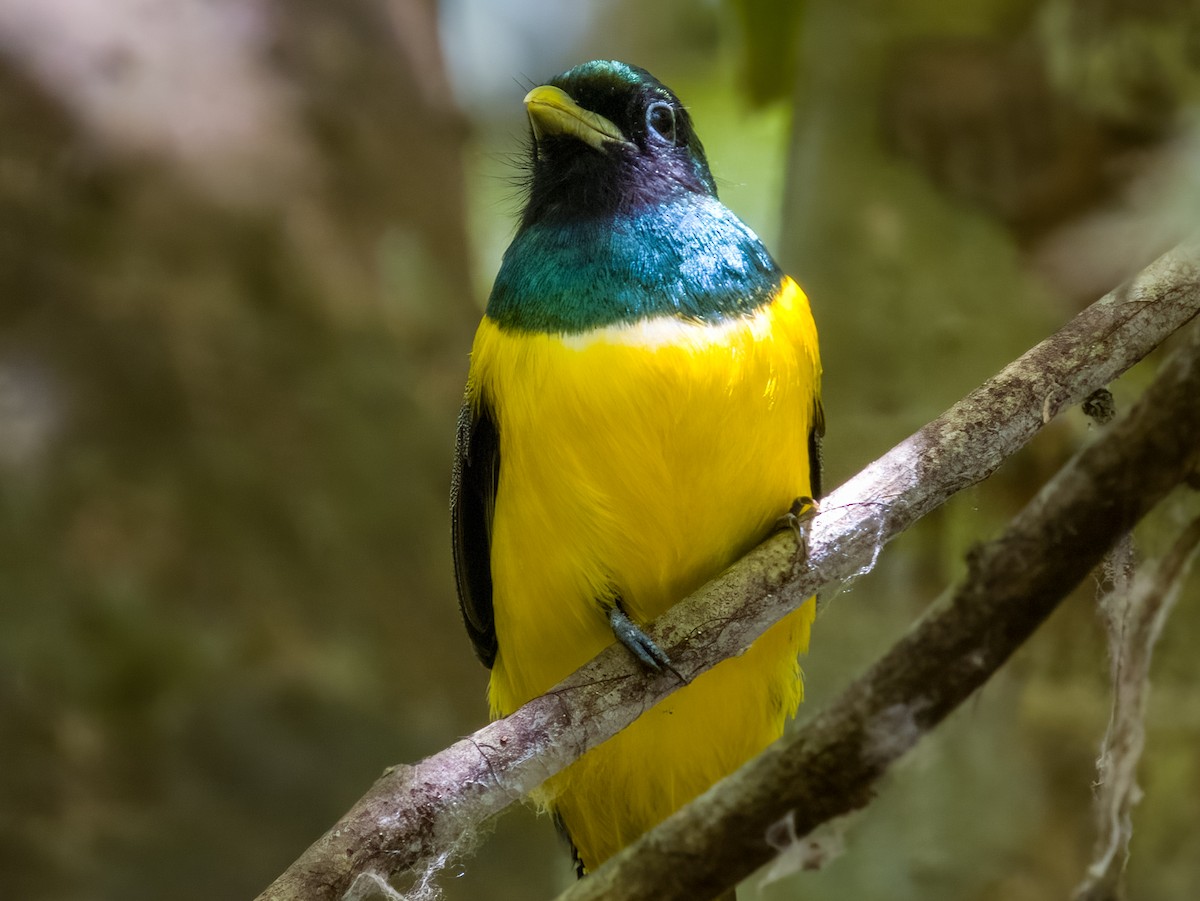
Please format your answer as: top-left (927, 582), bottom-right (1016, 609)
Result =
top-left (466, 276), bottom-right (821, 868)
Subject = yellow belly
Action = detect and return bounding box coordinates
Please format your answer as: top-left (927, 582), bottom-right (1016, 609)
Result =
top-left (467, 277), bottom-right (821, 870)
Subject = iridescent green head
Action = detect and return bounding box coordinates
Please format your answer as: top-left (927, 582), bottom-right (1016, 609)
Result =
top-left (520, 60), bottom-right (718, 229)
top-left (488, 60), bottom-right (783, 334)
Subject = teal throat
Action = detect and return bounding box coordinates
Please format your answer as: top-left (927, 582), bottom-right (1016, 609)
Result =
top-left (486, 195), bottom-right (783, 334)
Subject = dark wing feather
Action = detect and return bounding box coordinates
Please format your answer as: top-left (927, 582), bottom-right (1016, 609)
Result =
top-left (451, 398), bottom-right (499, 668)
top-left (809, 396), bottom-right (826, 500)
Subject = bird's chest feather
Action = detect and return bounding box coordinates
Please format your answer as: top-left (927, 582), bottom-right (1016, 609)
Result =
top-left (468, 279), bottom-right (819, 708)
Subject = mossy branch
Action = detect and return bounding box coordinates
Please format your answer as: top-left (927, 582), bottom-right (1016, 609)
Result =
top-left (254, 241), bottom-right (1200, 901)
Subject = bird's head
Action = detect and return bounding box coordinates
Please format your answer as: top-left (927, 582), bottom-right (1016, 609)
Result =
top-left (519, 60), bottom-right (718, 229)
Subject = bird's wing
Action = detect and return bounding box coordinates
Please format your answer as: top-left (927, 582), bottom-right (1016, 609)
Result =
top-left (809, 395), bottom-right (825, 500)
top-left (451, 398), bottom-right (499, 668)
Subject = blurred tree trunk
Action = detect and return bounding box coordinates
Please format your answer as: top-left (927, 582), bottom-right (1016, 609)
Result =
top-left (0, 2), bottom-right (489, 900)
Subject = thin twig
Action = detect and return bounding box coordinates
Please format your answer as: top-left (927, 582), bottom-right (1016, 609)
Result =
top-left (1074, 514), bottom-right (1200, 901)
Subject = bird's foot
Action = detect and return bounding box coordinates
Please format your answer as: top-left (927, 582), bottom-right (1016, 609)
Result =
top-left (774, 496), bottom-right (819, 563)
top-left (608, 605), bottom-right (685, 682)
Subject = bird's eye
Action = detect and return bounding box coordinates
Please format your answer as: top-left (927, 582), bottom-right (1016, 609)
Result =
top-left (645, 102), bottom-right (677, 144)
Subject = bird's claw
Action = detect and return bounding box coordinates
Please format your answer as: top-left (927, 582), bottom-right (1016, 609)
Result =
top-left (775, 496), bottom-right (819, 562)
top-left (608, 606), bottom-right (685, 682)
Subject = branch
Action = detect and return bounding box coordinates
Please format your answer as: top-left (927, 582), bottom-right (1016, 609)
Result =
top-left (254, 240), bottom-right (1200, 901)
top-left (555, 298), bottom-right (1200, 901)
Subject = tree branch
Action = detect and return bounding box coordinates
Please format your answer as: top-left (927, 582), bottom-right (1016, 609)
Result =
top-left (253, 240), bottom-right (1200, 901)
top-left (555, 295), bottom-right (1200, 901)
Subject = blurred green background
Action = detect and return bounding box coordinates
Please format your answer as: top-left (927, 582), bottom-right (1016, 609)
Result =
top-left (2, 1), bottom-right (1199, 899)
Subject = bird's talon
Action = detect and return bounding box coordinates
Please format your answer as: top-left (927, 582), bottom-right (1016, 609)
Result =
top-left (608, 606), bottom-right (683, 681)
top-left (775, 496), bottom-right (818, 537)
top-left (775, 496), bottom-right (819, 562)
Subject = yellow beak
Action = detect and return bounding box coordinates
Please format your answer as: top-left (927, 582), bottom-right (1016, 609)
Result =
top-left (523, 85), bottom-right (630, 150)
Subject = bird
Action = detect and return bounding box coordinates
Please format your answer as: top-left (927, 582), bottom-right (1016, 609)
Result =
top-left (451, 59), bottom-right (823, 893)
